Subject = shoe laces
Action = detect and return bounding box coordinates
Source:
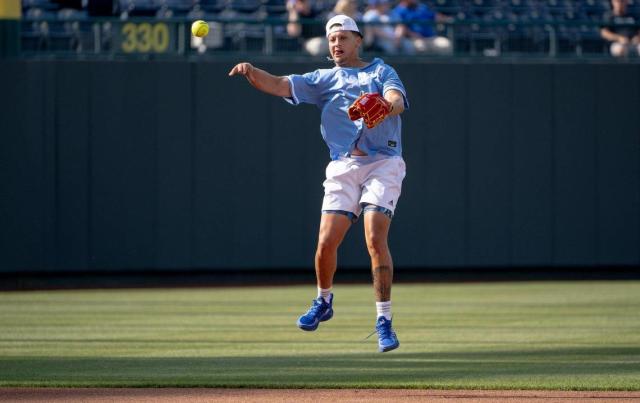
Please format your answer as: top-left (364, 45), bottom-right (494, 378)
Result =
top-left (305, 298), bottom-right (325, 316)
top-left (364, 316), bottom-right (394, 341)
top-left (376, 319), bottom-right (393, 340)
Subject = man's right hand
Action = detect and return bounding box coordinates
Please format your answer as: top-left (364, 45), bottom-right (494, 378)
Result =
top-left (229, 63), bottom-right (254, 76)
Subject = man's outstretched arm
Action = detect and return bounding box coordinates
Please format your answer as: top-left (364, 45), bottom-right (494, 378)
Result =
top-left (229, 63), bottom-right (292, 98)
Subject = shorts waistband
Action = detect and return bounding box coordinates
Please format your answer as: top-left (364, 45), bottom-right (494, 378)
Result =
top-left (338, 154), bottom-right (401, 163)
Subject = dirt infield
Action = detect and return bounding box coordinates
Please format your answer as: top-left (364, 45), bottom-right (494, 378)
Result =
top-left (1, 388), bottom-right (639, 403)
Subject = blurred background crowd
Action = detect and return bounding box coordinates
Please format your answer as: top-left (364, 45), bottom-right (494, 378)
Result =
top-left (16, 0), bottom-right (640, 57)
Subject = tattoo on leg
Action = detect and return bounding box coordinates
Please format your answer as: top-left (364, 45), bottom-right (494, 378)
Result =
top-left (372, 265), bottom-right (392, 301)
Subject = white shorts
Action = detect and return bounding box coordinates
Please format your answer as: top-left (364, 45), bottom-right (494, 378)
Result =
top-left (321, 155), bottom-right (406, 219)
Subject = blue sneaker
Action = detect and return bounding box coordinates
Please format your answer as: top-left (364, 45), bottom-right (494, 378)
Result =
top-left (297, 294), bottom-right (333, 331)
top-left (376, 316), bottom-right (399, 352)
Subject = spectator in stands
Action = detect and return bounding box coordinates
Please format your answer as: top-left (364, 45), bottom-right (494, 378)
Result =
top-left (302, 0), bottom-right (363, 55)
top-left (331, 0), bottom-right (361, 21)
top-left (600, 0), bottom-right (640, 57)
top-left (287, 0), bottom-right (325, 55)
top-left (363, 0), bottom-right (411, 54)
top-left (391, 0), bottom-right (453, 55)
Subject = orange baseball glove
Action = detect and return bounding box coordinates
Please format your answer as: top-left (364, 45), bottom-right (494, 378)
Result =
top-left (347, 92), bottom-right (392, 129)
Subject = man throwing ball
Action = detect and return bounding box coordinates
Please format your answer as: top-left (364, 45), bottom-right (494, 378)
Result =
top-left (229, 15), bottom-right (408, 353)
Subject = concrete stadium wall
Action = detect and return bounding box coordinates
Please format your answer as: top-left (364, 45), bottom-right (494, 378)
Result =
top-left (0, 60), bottom-right (639, 272)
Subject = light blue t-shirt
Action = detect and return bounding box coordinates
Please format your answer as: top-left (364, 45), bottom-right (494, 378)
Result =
top-left (284, 58), bottom-right (409, 160)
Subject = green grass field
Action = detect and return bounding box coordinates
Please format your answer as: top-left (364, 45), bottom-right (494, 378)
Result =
top-left (0, 281), bottom-right (639, 390)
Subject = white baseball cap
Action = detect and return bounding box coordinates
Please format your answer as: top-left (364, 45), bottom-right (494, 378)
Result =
top-left (325, 14), bottom-right (362, 37)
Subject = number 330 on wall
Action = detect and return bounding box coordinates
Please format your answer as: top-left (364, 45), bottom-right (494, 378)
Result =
top-left (121, 22), bottom-right (170, 53)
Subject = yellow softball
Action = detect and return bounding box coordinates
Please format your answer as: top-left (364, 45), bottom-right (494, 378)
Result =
top-left (191, 20), bottom-right (209, 37)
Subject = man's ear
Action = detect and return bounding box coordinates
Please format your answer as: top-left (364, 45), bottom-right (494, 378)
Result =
top-left (355, 33), bottom-right (363, 47)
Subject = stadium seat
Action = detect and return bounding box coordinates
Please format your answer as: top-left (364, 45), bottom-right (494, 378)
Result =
top-left (48, 8), bottom-right (84, 52)
top-left (22, 0), bottom-right (60, 12)
top-left (198, 0), bottom-right (229, 14)
top-left (21, 8), bottom-right (52, 51)
top-left (228, 0), bottom-right (263, 14)
top-left (119, 0), bottom-right (158, 16)
top-left (155, 0), bottom-right (193, 17)
top-left (263, 0), bottom-right (287, 18)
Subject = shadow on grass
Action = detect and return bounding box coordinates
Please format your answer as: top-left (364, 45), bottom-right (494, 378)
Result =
top-left (1, 346), bottom-right (639, 389)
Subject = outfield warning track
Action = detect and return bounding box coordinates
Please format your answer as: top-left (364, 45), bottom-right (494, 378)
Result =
top-left (1, 388), bottom-right (640, 402)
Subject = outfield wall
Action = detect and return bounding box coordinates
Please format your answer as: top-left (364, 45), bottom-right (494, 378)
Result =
top-left (1, 60), bottom-right (639, 272)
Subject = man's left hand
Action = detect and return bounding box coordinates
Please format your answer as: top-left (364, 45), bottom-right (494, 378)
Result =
top-left (348, 93), bottom-right (392, 129)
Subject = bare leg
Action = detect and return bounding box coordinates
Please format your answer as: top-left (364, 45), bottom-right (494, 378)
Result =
top-left (315, 213), bottom-right (352, 289)
top-left (363, 211), bottom-right (393, 302)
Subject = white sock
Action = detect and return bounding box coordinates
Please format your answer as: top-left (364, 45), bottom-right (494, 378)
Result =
top-left (317, 287), bottom-right (332, 303)
top-left (376, 301), bottom-right (392, 320)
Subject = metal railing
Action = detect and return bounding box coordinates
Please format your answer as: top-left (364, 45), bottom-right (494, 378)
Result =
top-left (16, 16), bottom-right (640, 59)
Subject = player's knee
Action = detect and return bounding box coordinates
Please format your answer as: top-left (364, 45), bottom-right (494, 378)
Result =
top-left (316, 237), bottom-right (340, 258)
top-left (365, 233), bottom-right (388, 258)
